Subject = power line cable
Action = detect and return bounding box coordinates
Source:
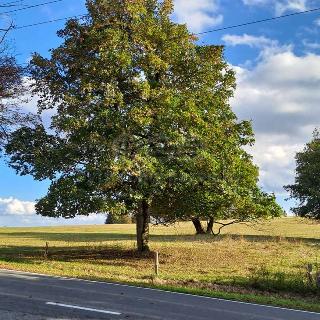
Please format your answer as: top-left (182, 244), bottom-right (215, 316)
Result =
top-left (194, 7), bottom-right (320, 35)
top-left (0, 0), bottom-right (25, 7)
top-left (0, 0), bottom-right (63, 15)
top-left (9, 6), bottom-right (320, 66)
top-left (9, 5), bottom-right (320, 33)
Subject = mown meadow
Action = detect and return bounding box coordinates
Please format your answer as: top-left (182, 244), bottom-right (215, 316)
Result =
top-left (0, 217), bottom-right (319, 311)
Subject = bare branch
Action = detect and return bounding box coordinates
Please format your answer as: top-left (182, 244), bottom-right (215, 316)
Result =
top-left (212, 219), bottom-right (252, 236)
top-left (0, 22), bottom-right (14, 45)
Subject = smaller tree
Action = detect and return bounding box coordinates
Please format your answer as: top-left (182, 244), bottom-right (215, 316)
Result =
top-left (105, 212), bottom-right (133, 224)
top-left (151, 129), bottom-right (283, 234)
top-left (0, 24), bottom-right (35, 153)
top-left (285, 129), bottom-right (320, 220)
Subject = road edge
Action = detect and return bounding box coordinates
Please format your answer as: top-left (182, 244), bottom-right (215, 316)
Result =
top-left (0, 267), bottom-right (319, 315)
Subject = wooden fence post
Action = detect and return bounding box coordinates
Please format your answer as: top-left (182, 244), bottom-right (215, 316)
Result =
top-left (154, 251), bottom-right (159, 276)
top-left (44, 242), bottom-right (49, 259)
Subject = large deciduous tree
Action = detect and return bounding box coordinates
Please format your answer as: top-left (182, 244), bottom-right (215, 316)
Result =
top-left (6, 0), bottom-right (281, 251)
top-left (285, 130), bottom-right (320, 220)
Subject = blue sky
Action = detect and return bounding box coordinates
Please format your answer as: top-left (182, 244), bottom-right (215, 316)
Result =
top-left (1, 0), bottom-right (320, 226)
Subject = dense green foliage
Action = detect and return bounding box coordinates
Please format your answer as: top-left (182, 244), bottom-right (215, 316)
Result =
top-left (105, 213), bottom-right (133, 224)
top-left (6, 0), bottom-right (281, 250)
top-left (285, 130), bottom-right (320, 219)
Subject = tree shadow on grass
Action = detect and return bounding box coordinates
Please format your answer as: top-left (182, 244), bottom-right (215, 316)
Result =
top-left (0, 245), bottom-right (43, 265)
top-left (0, 244), bottom-right (155, 269)
top-left (0, 244), bottom-right (319, 299)
top-left (225, 234), bottom-right (320, 245)
top-left (0, 231), bottom-right (319, 246)
top-left (0, 231), bottom-right (136, 242)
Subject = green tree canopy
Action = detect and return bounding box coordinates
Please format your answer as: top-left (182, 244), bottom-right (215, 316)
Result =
top-left (6, 0), bottom-right (282, 251)
top-left (285, 129), bottom-right (320, 220)
top-left (150, 134), bottom-right (282, 234)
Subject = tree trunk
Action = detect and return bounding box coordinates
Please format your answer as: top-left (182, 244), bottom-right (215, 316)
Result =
top-left (206, 217), bottom-right (214, 234)
top-left (192, 217), bottom-right (205, 234)
top-left (136, 200), bottom-right (150, 252)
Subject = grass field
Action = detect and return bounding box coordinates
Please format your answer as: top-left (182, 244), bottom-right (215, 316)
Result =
top-left (0, 217), bottom-right (319, 311)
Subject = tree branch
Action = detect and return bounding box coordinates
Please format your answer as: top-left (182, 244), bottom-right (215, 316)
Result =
top-left (0, 22), bottom-right (14, 45)
top-left (213, 219), bottom-right (246, 236)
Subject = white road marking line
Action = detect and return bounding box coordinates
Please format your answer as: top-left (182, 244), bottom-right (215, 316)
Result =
top-left (2, 269), bottom-right (319, 316)
top-left (46, 302), bottom-right (121, 316)
top-left (0, 273), bottom-right (39, 280)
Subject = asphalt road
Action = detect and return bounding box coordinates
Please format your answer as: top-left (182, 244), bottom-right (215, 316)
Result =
top-left (0, 269), bottom-right (319, 320)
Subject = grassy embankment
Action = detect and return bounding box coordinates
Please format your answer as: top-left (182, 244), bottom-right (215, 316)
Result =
top-left (0, 217), bottom-right (319, 312)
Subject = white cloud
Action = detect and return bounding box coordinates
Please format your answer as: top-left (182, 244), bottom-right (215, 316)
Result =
top-left (231, 46), bottom-right (320, 195)
top-left (222, 34), bottom-right (277, 48)
top-left (223, 33), bottom-right (293, 63)
top-left (303, 39), bottom-right (320, 50)
top-left (0, 197), bottom-right (106, 226)
top-left (315, 18), bottom-right (320, 27)
top-left (242, 0), bottom-right (268, 5)
top-left (242, 0), bottom-right (309, 15)
top-left (0, 197), bottom-right (35, 215)
top-left (173, 0), bottom-right (223, 33)
top-left (275, 0), bottom-right (308, 15)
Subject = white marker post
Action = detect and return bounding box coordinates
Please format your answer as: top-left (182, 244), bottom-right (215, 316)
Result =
top-left (154, 251), bottom-right (159, 276)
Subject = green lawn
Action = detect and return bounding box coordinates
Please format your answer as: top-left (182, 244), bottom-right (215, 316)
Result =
top-left (0, 217), bottom-right (319, 311)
